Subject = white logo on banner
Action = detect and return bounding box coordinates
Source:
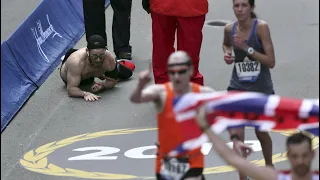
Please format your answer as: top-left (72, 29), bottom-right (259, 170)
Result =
top-left (31, 14), bottom-right (62, 62)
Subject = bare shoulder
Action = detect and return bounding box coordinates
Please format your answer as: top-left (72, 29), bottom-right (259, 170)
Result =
top-left (103, 49), bottom-right (116, 71)
top-left (67, 48), bottom-right (86, 63)
top-left (200, 86), bottom-right (215, 93)
top-left (105, 49), bottom-right (115, 58)
top-left (224, 22), bottom-right (234, 33)
top-left (66, 49), bottom-right (86, 73)
top-left (141, 84), bottom-right (166, 106)
top-left (257, 19), bottom-right (268, 25)
top-left (257, 19), bottom-right (270, 31)
top-left (146, 84), bottom-right (166, 93)
top-left (256, 19), bottom-right (273, 41)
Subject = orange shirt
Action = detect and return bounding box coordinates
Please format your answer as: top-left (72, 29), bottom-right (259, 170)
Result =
top-left (155, 82), bottom-right (203, 173)
top-left (150, 0), bottom-right (208, 17)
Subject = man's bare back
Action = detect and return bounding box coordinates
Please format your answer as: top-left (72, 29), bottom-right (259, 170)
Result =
top-left (59, 46), bottom-right (118, 101)
top-left (60, 48), bottom-right (116, 83)
top-left (59, 34), bottom-right (121, 102)
top-left (60, 34), bottom-right (133, 102)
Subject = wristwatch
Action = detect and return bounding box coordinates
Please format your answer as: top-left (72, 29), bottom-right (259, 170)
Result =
top-left (247, 47), bottom-right (254, 55)
top-left (230, 134), bottom-right (241, 141)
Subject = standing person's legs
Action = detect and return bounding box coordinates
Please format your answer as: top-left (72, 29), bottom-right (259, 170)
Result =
top-left (151, 12), bottom-right (176, 84)
top-left (255, 90), bottom-right (274, 168)
top-left (227, 86), bottom-right (274, 179)
top-left (228, 128), bottom-right (247, 180)
top-left (83, 0), bottom-right (107, 43)
top-left (256, 91), bottom-right (274, 168)
top-left (110, 0), bottom-right (132, 59)
top-left (176, 15), bottom-right (205, 85)
top-left (255, 130), bottom-right (274, 167)
top-left (227, 86), bottom-right (248, 180)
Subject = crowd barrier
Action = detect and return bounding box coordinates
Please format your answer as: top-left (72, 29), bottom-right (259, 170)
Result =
top-left (1, 0), bottom-right (110, 132)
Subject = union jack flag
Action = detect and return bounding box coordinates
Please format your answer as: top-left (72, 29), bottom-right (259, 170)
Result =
top-left (169, 91), bottom-right (319, 156)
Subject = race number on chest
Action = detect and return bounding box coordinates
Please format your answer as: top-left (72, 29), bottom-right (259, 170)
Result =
top-left (160, 157), bottom-right (190, 180)
top-left (235, 57), bottom-right (261, 82)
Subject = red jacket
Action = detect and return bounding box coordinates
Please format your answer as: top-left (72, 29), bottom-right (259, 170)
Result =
top-left (150, 0), bottom-right (208, 17)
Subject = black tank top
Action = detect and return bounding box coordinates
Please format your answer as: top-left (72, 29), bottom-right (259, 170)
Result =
top-left (229, 19), bottom-right (274, 94)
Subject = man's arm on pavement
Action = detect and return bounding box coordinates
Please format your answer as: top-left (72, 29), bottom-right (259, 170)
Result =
top-left (101, 77), bottom-right (117, 90)
top-left (66, 59), bottom-right (85, 97)
top-left (196, 105), bottom-right (278, 180)
top-left (130, 84), bottom-right (161, 103)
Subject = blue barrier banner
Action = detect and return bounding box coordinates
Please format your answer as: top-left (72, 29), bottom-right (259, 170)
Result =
top-left (6, 0), bottom-right (85, 86)
top-left (2, 0), bottom-right (111, 132)
top-left (68, 0), bottom-right (85, 21)
top-left (1, 42), bottom-right (38, 131)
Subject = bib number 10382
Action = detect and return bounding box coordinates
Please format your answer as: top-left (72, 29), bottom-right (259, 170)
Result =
top-left (236, 61), bottom-right (259, 73)
top-left (235, 61), bottom-right (261, 82)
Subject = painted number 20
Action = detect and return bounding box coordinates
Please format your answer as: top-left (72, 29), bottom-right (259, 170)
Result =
top-left (68, 141), bottom-right (261, 161)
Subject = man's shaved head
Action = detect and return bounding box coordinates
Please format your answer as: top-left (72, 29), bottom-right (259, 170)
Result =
top-left (166, 51), bottom-right (193, 91)
top-left (168, 51), bottom-right (192, 66)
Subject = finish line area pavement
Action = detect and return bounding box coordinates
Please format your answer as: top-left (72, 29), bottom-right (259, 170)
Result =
top-left (1, 0), bottom-right (319, 180)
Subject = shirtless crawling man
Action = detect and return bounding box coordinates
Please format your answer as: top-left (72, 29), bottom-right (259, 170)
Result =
top-left (60, 35), bottom-right (133, 102)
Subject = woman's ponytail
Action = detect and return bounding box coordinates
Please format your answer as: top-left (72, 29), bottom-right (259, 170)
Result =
top-left (251, 12), bottom-right (257, 18)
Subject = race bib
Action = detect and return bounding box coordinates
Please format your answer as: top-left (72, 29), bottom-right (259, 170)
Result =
top-left (160, 157), bottom-right (190, 180)
top-left (235, 58), bottom-right (261, 82)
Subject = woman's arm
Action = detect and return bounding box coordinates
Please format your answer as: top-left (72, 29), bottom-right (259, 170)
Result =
top-left (223, 23), bottom-right (234, 54)
top-left (234, 20), bottom-right (276, 68)
top-left (249, 21), bottom-right (275, 68)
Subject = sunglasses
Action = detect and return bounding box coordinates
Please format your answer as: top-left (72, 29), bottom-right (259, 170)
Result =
top-left (168, 68), bottom-right (188, 75)
top-left (167, 61), bottom-right (192, 68)
top-left (89, 52), bottom-right (106, 60)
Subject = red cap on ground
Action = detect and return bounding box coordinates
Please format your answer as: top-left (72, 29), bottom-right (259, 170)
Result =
top-left (118, 59), bottom-right (135, 71)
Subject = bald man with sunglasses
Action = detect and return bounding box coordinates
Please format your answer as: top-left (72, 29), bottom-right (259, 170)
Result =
top-left (60, 35), bottom-right (133, 102)
top-left (130, 51), bottom-right (214, 180)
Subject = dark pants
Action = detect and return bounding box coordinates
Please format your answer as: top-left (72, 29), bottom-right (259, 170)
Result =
top-left (110, 0), bottom-right (132, 56)
top-left (83, 0), bottom-right (132, 56)
top-left (83, 0), bottom-right (107, 43)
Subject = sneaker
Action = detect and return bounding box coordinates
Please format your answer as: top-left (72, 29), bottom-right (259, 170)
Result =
top-left (117, 52), bottom-right (132, 60)
top-left (117, 59), bottom-right (135, 71)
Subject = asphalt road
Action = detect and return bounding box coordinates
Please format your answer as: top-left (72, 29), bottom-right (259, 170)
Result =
top-left (1, 0), bottom-right (319, 180)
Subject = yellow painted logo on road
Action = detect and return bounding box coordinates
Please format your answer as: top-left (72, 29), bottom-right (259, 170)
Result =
top-left (20, 128), bottom-right (319, 179)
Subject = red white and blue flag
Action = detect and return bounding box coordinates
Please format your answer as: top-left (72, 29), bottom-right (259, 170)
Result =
top-left (169, 91), bottom-right (319, 156)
